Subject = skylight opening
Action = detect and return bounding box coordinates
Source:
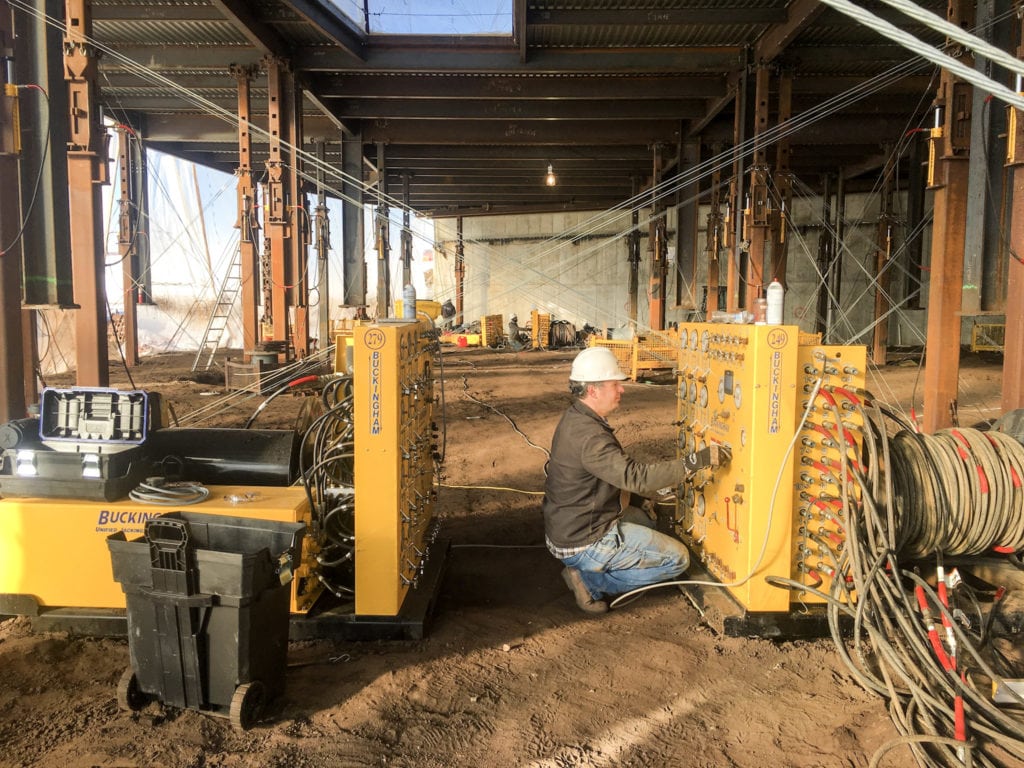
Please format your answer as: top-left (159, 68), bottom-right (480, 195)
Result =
top-left (322, 0), bottom-right (513, 35)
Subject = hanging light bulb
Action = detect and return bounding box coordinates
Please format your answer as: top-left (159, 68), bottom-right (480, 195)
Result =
top-left (545, 163), bottom-right (557, 186)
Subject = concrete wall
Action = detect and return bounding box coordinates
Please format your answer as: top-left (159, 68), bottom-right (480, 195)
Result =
top-left (433, 188), bottom-right (932, 346)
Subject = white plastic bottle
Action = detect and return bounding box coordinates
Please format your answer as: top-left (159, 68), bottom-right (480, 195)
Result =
top-left (402, 284), bottom-right (417, 319)
top-left (766, 279), bottom-right (785, 324)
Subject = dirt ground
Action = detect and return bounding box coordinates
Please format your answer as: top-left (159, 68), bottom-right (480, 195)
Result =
top-left (0, 345), bottom-right (1015, 768)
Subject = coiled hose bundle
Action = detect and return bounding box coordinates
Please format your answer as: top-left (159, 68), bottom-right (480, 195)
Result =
top-left (770, 390), bottom-right (1024, 768)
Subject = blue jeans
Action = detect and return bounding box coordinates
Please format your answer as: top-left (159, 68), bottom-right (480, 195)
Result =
top-left (559, 507), bottom-right (690, 599)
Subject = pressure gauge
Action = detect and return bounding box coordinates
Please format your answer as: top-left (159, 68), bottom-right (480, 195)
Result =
top-left (717, 378), bottom-right (726, 404)
top-left (689, 329), bottom-right (699, 350)
top-left (733, 383), bottom-right (743, 409)
top-left (740, 428), bottom-right (747, 447)
top-left (700, 330), bottom-right (710, 353)
top-left (684, 431), bottom-right (696, 454)
top-left (684, 487), bottom-right (695, 509)
top-left (699, 384), bottom-right (708, 407)
top-left (688, 381), bottom-right (697, 403)
top-left (696, 494), bottom-right (706, 517)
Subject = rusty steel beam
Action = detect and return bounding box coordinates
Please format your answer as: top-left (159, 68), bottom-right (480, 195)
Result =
top-left (773, 71), bottom-right (793, 288)
top-left (0, 0), bottom-right (26, 421)
top-left (647, 144), bottom-right (667, 331)
top-left (454, 217), bottom-right (465, 326)
top-left (286, 70), bottom-right (309, 357)
top-left (706, 154), bottom-right (724, 315)
top-left (115, 126), bottom-right (139, 366)
top-left (1001, 18), bottom-right (1024, 414)
top-left (265, 57), bottom-right (293, 350)
top-left (745, 65), bottom-right (771, 310)
top-left (65, 0), bottom-right (109, 386)
top-left (871, 157), bottom-right (897, 366)
top-left (922, 0), bottom-right (974, 433)
top-left (235, 66), bottom-right (260, 355)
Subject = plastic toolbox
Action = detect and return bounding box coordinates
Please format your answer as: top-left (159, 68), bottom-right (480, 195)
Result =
top-left (39, 387), bottom-right (150, 445)
top-left (107, 512), bottom-right (305, 729)
top-left (0, 443), bottom-right (149, 501)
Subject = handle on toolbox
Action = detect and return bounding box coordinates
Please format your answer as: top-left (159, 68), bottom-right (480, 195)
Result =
top-left (145, 518), bottom-right (199, 596)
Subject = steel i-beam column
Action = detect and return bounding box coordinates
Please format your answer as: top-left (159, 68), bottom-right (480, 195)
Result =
top-left (706, 159), bottom-right (723, 315)
top-left (455, 217), bottom-right (465, 326)
top-left (375, 142), bottom-right (390, 318)
top-left (627, 175), bottom-right (640, 325)
top-left (872, 153), bottom-right (897, 366)
top-left (286, 74), bottom-right (308, 357)
top-left (313, 139), bottom-right (331, 348)
top-left (341, 126), bottom-right (365, 309)
top-left (676, 139), bottom-right (699, 310)
top-left (773, 70), bottom-right (793, 287)
top-left (234, 65), bottom-right (259, 354)
top-left (265, 57), bottom-right (292, 352)
top-left (923, 0), bottom-right (974, 432)
top-left (115, 125), bottom-right (139, 366)
top-left (0, 0), bottom-right (26, 421)
top-left (745, 64), bottom-right (771, 309)
top-left (1001, 21), bottom-right (1024, 413)
top-left (401, 172), bottom-right (412, 289)
top-left (648, 143), bottom-right (666, 330)
top-left (65, 0), bottom-right (109, 385)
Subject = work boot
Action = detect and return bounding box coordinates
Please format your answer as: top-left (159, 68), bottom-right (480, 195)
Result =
top-left (562, 568), bottom-right (608, 614)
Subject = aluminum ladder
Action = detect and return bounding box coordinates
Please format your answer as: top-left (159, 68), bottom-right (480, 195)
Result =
top-left (191, 248), bottom-right (241, 372)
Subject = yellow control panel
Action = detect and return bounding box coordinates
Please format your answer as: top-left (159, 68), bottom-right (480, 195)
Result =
top-left (673, 323), bottom-right (867, 613)
top-left (353, 320), bottom-right (437, 616)
top-left (791, 344), bottom-right (867, 605)
top-left (0, 485), bottom-right (319, 613)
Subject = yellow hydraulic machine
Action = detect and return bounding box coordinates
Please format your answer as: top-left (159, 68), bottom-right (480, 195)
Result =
top-left (672, 322), bottom-right (866, 633)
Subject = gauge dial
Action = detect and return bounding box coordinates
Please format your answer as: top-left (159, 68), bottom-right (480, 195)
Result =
top-left (689, 329), bottom-right (699, 350)
top-left (740, 428), bottom-right (747, 447)
top-left (688, 381), bottom-right (697, 403)
top-left (733, 383), bottom-right (743, 409)
top-left (717, 378), bottom-right (726, 404)
top-left (700, 330), bottom-right (710, 353)
top-left (699, 384), bottom-right (708, 407)
top-left (696, 494), bottom-right (706, 517)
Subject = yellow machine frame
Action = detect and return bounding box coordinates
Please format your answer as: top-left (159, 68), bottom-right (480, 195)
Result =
top-left (0, 485), bottom-right (320, 613)
top-left (352, 320), bottom-right (437, 616)
top-left (673, 323), bottom-right (866, 613)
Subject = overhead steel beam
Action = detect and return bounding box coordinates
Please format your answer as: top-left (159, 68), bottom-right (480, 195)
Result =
top-left (92, 4), bottom-right (227, 21)
top-left (383, 145), bottom-right (654, 161)
top-left (754, 0), bottom-right (825, 62)
top-left (328, 98), bottom-right (706, 121)
top-left (210, 0), bottom-right (289, 56)
top-left (140, 113), bottom-right (338, 142)
top-left (361, 119), bottom-right (680, 145)
top-left (282, 0), bottom-right (365, 61)
top-left (307, 72), bottom-right (727, 99)
top-left (295, 46), bottom-right (744, 73)
top-left (528, 8), bottom-right (787, 25)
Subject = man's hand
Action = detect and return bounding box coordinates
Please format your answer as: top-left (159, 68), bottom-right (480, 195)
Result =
top-left (683, 444), bottom-right (732, 474)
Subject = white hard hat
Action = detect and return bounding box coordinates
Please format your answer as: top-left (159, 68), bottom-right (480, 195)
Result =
top-left (570, 346), bottom-right (628, 383)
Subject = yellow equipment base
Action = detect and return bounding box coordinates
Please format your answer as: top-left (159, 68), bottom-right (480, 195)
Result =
top-left (0, 485), bottom-right (320, 614)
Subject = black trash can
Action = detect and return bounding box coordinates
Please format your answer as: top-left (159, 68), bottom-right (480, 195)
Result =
top-left (107, 511), bottom-right (305, 730)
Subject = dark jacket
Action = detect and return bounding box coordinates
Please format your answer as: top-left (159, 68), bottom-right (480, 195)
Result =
top-left (542, 400), bottom-right (689, 549)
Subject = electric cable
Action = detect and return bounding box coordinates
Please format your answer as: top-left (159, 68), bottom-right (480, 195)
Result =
top-left (128, 479), bottom-right (210, 505)
top-left (458, 374), bottom-right (550, 458)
